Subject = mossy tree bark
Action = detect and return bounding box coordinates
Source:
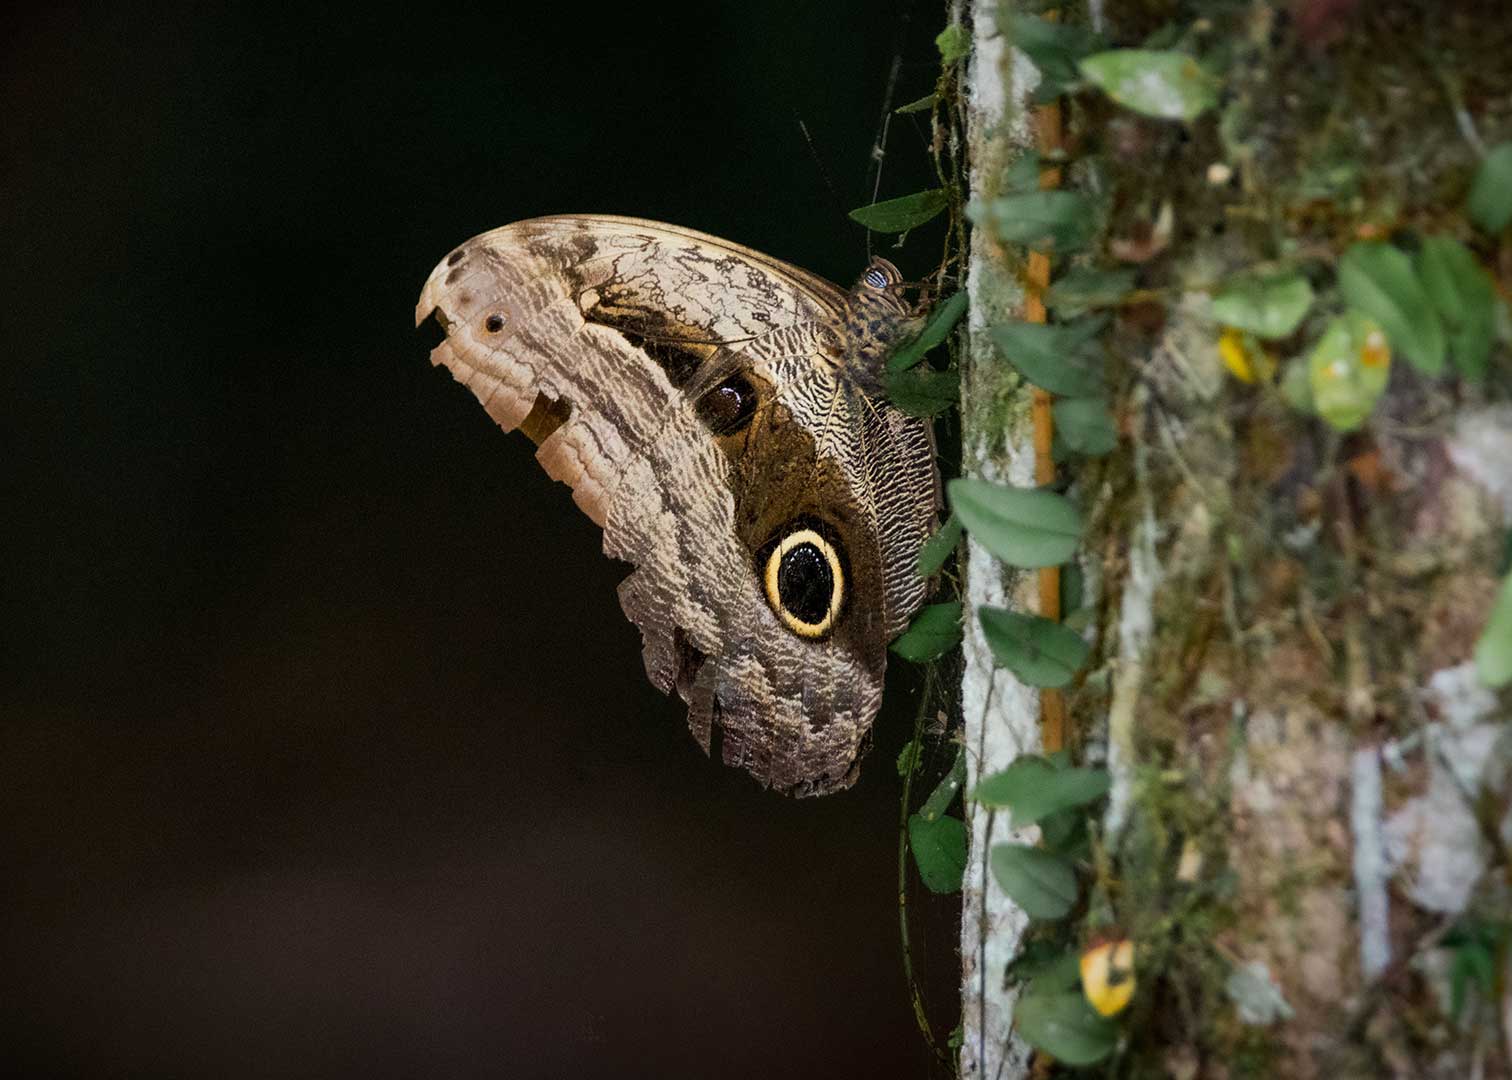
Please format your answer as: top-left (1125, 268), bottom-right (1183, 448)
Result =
top-left (959, 2), bottom-right (1512, 1076)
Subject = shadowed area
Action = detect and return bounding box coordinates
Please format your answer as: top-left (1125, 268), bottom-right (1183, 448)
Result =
top-left (0, 1), bottom-right (958, 1077)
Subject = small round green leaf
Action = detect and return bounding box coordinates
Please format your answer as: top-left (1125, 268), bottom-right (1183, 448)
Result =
top-left (1468, 142), bottom-right (1512, 235)
top-left (920, 745), bottom-right (967, 821)
top-left (891, 601), bottom-right (964, 662)
top-left (1078, 49), bottom-right (1218, 121)
top-left (1052, 397), bottom-right (1118, 457)
top-left (969, 191), bottom-right (1099, 252)
top-left (849, 188), bottom-right (949, 233)
top-left (916, 513), bottom-right (964, 578)
top-left (1005, 14), bottom-right (1103, 86)
top-left (1417, 236), bottom-right (1496, 381)
top-left (1004, 151), bottom-right (1042, 194)
top-left (909, 812), bottom-right (966, 894)
top-left (973, 757), bottom-right (1111, 826)
top-left (886, 366), bottom-right (959, 417)
top-left (1014, 992), bottom-right (1119, 1066)
top-left (974, 756), bottom-right (1054, 808)
top-left (1474, 573), bottom-right (1512, 688)
top-left (979, 607), bottom-right (1090, 687)
top-left (1210, 271), bottom-right (1314, 340)
top-left (896, 738), bottom-right (922, 778)
top-left (949, 479), bottom-right (1083, 569)
top-left (989, 317), bottom-right (1108, 397)
top-left (935, 24), bottom-right (971, 65)
top-left (989, 842), bottom-right (1078, 919)
top-left (1044, 266), bottom-right (1136, 317)
top-left (1337, 241), bottom-right (1446, 375)
top-left (888, 291), bottom-right (968, 373)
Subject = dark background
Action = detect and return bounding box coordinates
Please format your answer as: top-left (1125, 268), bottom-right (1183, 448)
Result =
top-left (1, 3), bottom-right (959, 1076)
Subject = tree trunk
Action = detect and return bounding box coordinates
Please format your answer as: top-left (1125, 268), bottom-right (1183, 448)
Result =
top-left (957, 2), bottom-right (1512, 1076)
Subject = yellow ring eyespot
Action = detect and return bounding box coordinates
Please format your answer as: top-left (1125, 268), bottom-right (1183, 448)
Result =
top-left (762, 528), bottom-right (845, 638)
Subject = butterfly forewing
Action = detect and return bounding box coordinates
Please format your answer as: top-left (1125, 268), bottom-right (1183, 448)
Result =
top-left (416, 215), bottom-right (938, 794)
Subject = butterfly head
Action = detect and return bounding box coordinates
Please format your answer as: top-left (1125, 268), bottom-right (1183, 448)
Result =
top-left (840, 257), bottom-right (925, 396)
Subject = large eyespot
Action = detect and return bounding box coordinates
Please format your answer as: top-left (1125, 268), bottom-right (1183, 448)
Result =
top-left (762, 528), bottom-right (845, 638)
top-left (484, 312), bottom-right (506, 333)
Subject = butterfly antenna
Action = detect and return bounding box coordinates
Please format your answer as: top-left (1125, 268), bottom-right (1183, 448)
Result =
top-left (795, 113), bottom-right (851, 227)
top-left (864, 52), bottom-right (904, 261)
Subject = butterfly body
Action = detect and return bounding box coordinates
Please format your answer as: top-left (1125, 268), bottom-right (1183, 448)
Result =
top-left (417, 216), bottom-right (939, 795)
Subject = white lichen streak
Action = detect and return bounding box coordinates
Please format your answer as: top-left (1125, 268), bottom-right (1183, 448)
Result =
top-left (957, 3), bottom-right (1042, 1077)
top-left (1104, 385), bottom-right (1159, 841)
top-left (1350, 745), bottom-right (1391, 980)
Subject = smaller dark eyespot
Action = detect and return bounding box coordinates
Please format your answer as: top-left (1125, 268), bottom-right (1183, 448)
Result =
top-left (864, 267), bottom-right (889, 290)
top-left (446, 250), bottom-right (465, 267)
top-left (485, 313), bottom-right (505, 333)
top-left (696, 373), bottom-right (758, 435)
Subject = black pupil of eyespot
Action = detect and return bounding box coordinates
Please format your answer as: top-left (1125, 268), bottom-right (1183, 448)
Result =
top-left (485, 314), bottom-right (504, 332)
top-left (697, 374), bottom-right (756, 434)
top-left (778, 543), bottom-right (833, 625)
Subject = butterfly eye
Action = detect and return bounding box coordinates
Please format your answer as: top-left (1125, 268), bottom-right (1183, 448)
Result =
top-left (762, 527), bottom-right (845, 638)
top-left (863, 267), bottom-right (890, 290)
top-left (484, 313), bottom-right (506, 333)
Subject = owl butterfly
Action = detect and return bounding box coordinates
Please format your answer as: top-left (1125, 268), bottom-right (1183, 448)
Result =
top-left (416, 216), bottom-right (939, 795)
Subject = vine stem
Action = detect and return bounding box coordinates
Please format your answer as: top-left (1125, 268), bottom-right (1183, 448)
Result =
top-left (1028, 89), bottom-right (1065, 755)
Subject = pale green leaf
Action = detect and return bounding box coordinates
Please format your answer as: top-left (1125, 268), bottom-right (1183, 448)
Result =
top-left (1308, 311), bottom-right (1391, 431)
top-left (1079, 49), bottom-right (1218, 121)
top-left (979, 607), bottom-right (1090, 687)
top-left (948, 478), bottom-right (1083, 568)
top-left (1210, 271), bottom-right (1314, 339)
top-left (1475, 573), bottom-right (1512, 688)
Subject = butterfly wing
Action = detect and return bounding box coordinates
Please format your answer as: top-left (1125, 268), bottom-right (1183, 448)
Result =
top-left (416, 216), bottom-right (936, 794)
